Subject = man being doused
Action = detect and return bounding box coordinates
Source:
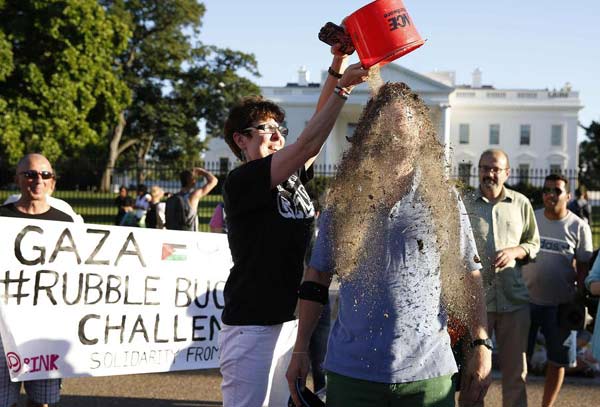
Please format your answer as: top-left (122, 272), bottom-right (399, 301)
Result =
top-left (287, 82), bottom-right (492, 407)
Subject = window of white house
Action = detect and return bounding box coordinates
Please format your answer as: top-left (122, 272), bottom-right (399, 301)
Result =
top-left (551, 125), bottom-right (563, 146)
top-left (550, 164), bottom-right (562, 174)
top-left (458, 163), bottom-right (472, 186)
top-left (520, 125), bottom-right (531, 145)
top-left (219, 157), bottom-right (230, 174)
top-left (518, 163), bottom-right (530, 184)
top-left (459, 124), bottom-right (470, 144)
top-left (489, 124), bottom-right (500, 145)
top-left (346, 123), bottom-right (358, 142)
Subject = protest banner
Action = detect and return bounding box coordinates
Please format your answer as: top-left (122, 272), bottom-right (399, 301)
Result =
top-left (0, 217), bottom-right (232, 381)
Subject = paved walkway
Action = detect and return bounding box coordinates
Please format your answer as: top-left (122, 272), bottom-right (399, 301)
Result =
top-left (20, 369), bottom-right (600, 406)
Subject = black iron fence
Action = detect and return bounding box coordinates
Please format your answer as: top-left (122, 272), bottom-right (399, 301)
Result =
top-left (0, 162), bottom-right (596, 239)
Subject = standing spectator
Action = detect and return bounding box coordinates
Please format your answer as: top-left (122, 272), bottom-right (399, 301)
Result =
top-left (114, 185), bottom-right (133, 225)
top-left (4, 181), bottom-right (83, 223)
top-left (133, 184), bottom-right (151, 225)
top-left (523, 174), bottom-right (593, 406)
top-left (145, 185), bottom-right (166, 229)
top-left (165, 168), bottom-right (218, 231)
top-left (218, 41), bottom-right (369, 407)
top-left (0, 153), bottom-right (73, 407)
top-left (464, 149), bottom-right (540, 407)
top-left (567, 186), bottom-right (592, 224)
top-left (209, 202), bottom-right (227, 233)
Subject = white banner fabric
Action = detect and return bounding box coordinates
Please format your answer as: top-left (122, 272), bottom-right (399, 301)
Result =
top-left (0, 217), bottom-right (232, 381)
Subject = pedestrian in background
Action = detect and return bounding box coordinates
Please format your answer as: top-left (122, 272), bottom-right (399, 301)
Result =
top-left (523, 174), bottom-right (593, 406)
top-left (145, 185), bottom-right (166, 229)
top-left (114, 185), bottom-right (133, 225)
top-left (464, 149), bottom-right (540, 407)
top-left (568, 185), bottom-right (592, 225)
top-left (209, 202), bottom-right (227, 233)
top-left (165, 168), bottom-right (217, 231)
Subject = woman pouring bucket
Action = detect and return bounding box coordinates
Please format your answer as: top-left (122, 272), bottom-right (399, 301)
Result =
top-left (284, 2), bottom-right (453, 407)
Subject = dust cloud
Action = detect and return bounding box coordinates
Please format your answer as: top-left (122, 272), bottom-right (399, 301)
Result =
top-left (325, 70), bottom-right (475, 325)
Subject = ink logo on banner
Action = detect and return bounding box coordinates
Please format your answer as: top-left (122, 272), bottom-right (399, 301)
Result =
top-left (162, 243), bottom-right (188, 261)
top-left (6, 352), bottom-right (60, 374)
top-left (6, 352), bottom-right (21, 373)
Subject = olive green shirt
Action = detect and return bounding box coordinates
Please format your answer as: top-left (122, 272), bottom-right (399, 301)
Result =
top-left (464, 187), bottom-right (540, 313)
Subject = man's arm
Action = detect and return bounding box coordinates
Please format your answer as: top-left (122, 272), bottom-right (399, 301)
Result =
top-left (459, 269), bottom-right (492, 405)
top-left (286, 267), bottom-right (332, 407)
top-left (575, 223), bottom-right (594, 289)
top-left (494, 200), bottom-right (540, 268)
top-left (188, 168), bottom-right (218, 211)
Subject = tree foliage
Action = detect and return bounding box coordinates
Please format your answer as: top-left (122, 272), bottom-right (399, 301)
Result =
top-left (579, 121), bottom-right (600, 189)
top-left (100, 0), bottom-right (261, 190)
top-left (1, 0), bottom-right (261, 190)
top-left (0, 0), bottom-right (130, 166)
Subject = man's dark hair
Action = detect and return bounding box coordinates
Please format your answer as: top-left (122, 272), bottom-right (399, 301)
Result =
top-left (223, 95), bottom-right (285, 161)
top-left (545, 173), bottom-right (569, 187)
top-left (137, 184), bottom-right (147, 194)
top-left (180, 170), bottom-right (193, 187)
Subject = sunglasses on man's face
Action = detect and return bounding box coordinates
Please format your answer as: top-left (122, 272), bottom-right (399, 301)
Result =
top-left (19, 170), bottom-right (54, 180)
top-left (542, 187), bottom-right (564, 196)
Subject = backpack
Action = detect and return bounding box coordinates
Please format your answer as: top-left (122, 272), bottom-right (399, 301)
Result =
top-left (165, 192), bottom-right (196, 231)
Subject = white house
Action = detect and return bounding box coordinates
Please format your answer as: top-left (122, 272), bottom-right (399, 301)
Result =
top-left (205, 64), bottom-right (582, 187)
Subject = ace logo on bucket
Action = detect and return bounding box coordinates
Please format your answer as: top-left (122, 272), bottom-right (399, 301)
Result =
top-left (6, 351), bottom-right (60, 374)
top-left (344, 0), bottom-right (424, 69)
top-left (386, 10), bottom-right (411, 30)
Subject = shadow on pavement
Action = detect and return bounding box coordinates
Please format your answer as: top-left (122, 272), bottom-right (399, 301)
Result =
top-left (53, 397), bottom-right (221, 406)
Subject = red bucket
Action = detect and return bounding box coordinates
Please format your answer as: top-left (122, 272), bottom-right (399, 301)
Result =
top-left (344, 0), bottom-right (425, 69)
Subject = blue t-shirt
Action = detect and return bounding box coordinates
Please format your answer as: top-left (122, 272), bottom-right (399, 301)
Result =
top-left (310, 178), bottom-right (481, 384)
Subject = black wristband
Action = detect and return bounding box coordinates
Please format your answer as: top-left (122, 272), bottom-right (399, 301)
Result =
top-left (298, 281), bottom-right (329, 305)
top-left (328, 66), bottom-right (343, 79)
top-left (471, 338), bottom-right (493, 350)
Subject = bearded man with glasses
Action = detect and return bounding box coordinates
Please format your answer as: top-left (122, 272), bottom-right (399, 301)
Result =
top-left (218, 41), bottom-right (369, 406)
top-left (522, 173), bottom-right (593, 406)
top-left (0, 153), bottom-right (73, 407)
top-left (463, 149), bottom-right (540, 407)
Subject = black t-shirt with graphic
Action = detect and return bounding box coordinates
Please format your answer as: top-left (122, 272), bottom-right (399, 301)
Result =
top-left (0, 203), bottom-right (73, 222)
top-left (222, 155), bottom-right (315, 325)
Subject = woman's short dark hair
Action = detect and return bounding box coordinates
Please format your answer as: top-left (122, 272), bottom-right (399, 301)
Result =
top-left (223, 96), bottom-right (285, 160)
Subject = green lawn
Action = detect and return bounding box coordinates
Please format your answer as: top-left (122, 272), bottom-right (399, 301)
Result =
top-left (593, 211), bottom-right (600, 249)
top-left (2, 190), bottom-right (600, 245)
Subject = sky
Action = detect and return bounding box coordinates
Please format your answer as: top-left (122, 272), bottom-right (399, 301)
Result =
top-left (200, 0), bottom-right (600, 140)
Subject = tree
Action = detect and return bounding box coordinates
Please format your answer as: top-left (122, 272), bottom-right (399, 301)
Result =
top-left (0, 0), bottom-right (130, 167)
top-left (578, 121), bottom-right (600, 189)
top-left (99, 0), bottom-right (260, 191)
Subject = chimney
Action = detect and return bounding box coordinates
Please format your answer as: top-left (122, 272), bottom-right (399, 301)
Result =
top-left (298, 66), bottom-right (309, 86)
top-left (472, 68), bottom-right (482, 88)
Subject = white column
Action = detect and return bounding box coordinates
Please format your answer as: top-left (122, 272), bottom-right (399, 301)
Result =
top-left (439, 103), bottom-right (452, 164)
